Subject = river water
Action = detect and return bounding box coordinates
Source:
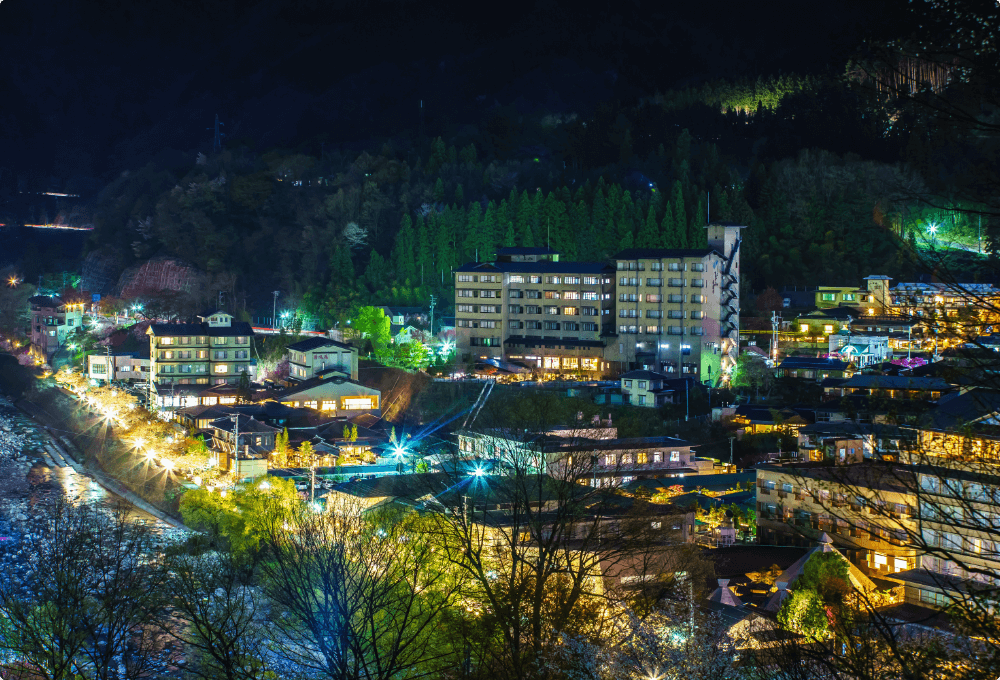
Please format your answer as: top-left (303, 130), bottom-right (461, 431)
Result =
top-left (0, 354), bottom-right (171, 531)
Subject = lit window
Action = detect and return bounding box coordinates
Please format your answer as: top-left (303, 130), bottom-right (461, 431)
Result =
top-left (321, 400), bottom-right (337, 411)
top-left (670, 451), bottom-right (680, 462)
top-left (824, 325), bottom-right (834, 334)
top-left (214, 365), bottom-right (228, 373)
top-left (604, 454), bottom-right (616, 466)
top-left (637, 452), bottom-right (648, 464)
top-left (342, 397), bottom-right (375, 410)
top-left (800, 324), bottom-right (809, 333)
top-left (581, 358), bottom-right (599, 371)
top-left (653, 452), bottom-right (662, 463)
top-left (161, 337), bottom-right (174, 345)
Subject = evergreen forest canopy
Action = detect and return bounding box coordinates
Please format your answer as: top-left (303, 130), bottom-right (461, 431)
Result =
top-left (77, 57), bottom-right (996, 328)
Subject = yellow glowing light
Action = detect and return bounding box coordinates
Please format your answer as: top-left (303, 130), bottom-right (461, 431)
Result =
top-left (162, 459), bottom-right (175, 471)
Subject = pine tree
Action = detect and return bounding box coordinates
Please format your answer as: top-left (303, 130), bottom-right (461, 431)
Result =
top-left (416, 215), bottom-right (431, 284)
top-left (660, 202), bottom-right (679, 247)
top-left (459, 143), bottom-right (477, 164)
top-left (671, 181), bottom-right (688, 248)
top-left (432, 178), bottom-right (445, 203)
top-left (637, 204), bottom-right (659, 247)
top-left (517, 189), bottom-right (536, 244)
top-left (364, 251), bottom-right (387, 292)
top-left (503, 222), bottom-right (516, 247)
top-left (464, 202), bottom-right (482, 261)
top-left (391, 215), bottom-right (416, 282)
top-left (454, 183), bottom-right (465, 204)
top-left (427, 137), bottom-right (447, 174)
top-left (690, 196), bottom-right (706, 247)
top-left (482, 201), bottom-right (499, 258)
top-left (434, 208), bottom-right (455, 279)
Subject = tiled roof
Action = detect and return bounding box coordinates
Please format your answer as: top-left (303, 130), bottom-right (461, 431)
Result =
top-left (208, 414), bottom-right (279, 434)
top-left (148, 321), bottom-right (254, 337)
top-left (612, 248), bottom-right (716, 259)
top-left (495, 246), bottom-right (559, 255)
top-left (454, 260), bottom-right (611, 274)
top-left (286, 336), bottom-right (352, 352)
top-left (619, 369), bottom-right (671, 380)
top-left (839, 375), bottom-right (952, 390)
top-left (778, 357), bottom-right (849, 370)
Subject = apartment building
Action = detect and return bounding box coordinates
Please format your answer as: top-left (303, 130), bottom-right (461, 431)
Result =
top-left (610, 223), bottom-right (744, 381)
top-left (454, 247), bottom-right (615, 374)
top-left (147, 311), bottom-right (254, 392)
top-left (759, 388), bottom-right (1000, 610)
top-left (453, 224), bottom-right (745, 380)
top-left (455, 428), bottom-right (719, 484)
top-left (28, 295), bottom-right (85, 361)
top-left (756, 462), bottom-right (919, 577)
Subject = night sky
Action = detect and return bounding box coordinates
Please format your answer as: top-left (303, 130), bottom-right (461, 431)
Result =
top-left (0, 0), bottom-right (907, 194)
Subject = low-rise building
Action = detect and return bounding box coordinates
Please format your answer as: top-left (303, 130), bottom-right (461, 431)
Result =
top-left (207, 413), bottom-right (278, 479)
top-left (86, 350), bottom-right (150, 384)
top-left (823, 375), bottom-right (953, 402)
top-left (28, 295), bottom-right (85, 361)
top-left (618, 369), bottom-right (677, 407)
top-left (276, 375), bottom-right (381, 416)
top-left (285, 336), bottom-right (358, 382)
top-left (828, 332), bottom-right (890, 368)
top-left (776, 356), bottom-right (851, 380)
top-left (456, 429), bottom-right (718, 483)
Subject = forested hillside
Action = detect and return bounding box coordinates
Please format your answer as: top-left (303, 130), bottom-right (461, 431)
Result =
top-left (79, 69), bottom-right (983, 328)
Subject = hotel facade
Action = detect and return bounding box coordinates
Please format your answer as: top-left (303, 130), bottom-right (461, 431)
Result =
top-left (454, 223), bottom-right (745, 382)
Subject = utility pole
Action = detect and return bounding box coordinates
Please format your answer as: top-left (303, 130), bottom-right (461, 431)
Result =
top-left (770, 311), bottom-right (781, 364)
top-left (729, 436), bottom-right (735, 466)
top-left (230, 414), bottom-right (240, 471)
top-left (429, 294), bottom-right (437, 337)
top-left (272, 290), bottom-right (280, 329)
top-left (207, 114), bottom-right (225, 153)
top-left (685, 379), bottom-right (689, 422)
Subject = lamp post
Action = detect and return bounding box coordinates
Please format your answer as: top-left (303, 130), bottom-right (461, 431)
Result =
top-left (272, 290), bottom-right (280, 329)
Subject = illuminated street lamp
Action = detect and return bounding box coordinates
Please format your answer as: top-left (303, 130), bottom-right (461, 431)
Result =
top-left (7, 275), bottom-right (19, 288)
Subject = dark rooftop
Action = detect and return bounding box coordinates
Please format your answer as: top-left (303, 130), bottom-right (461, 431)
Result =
top-left (286, 336), bottom-right (353, 353)
top-left (620, 369), bottom-right (672, 381)
top-left (454, 260), bottom-right (612, 274)
top-left (778, 357), bottom-right (850, 370)
top-left (612, 247), bottom-right (716, 260)
top-left (839, 375), bottom-right (952, 391)
top-left (148, 320), bottom-right (254, 337)
top-left (495, 246), bottom-right (559, 255)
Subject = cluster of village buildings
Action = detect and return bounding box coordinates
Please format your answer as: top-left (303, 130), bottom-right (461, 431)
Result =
top-left (21, 220), bottom-right (1000, 628)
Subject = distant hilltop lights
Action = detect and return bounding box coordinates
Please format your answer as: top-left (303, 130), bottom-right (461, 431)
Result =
top-left (18, 191), bottom-right (81, 198)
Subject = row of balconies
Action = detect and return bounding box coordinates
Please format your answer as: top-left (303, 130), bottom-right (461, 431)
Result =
top-left (758, 514), bottom-right (910, 547)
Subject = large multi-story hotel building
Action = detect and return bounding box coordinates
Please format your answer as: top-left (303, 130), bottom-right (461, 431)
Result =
top-left (454, 247), bottom-right (615, 374)
top-left (454, 223), bottom-right (745, 381)
top-left (147, 311), bottom-right (254, 388)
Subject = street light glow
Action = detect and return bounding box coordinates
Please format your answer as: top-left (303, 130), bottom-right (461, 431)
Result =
top-left (928, 223), bottom-right (939, 235)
